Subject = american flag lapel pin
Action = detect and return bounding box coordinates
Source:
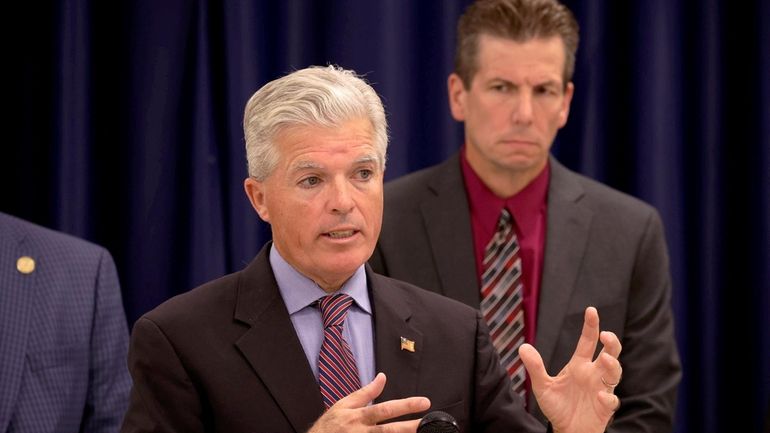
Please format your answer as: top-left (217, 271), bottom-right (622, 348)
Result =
top-left (400, 336), bottom-right (415, 352)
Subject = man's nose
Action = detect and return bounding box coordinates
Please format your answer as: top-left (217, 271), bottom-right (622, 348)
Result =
top-left (511, 91), bottom-right (534, 125)
top-left (328, 178), bottom-right (355, 214)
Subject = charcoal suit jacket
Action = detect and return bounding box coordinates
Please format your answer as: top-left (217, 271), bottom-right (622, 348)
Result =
top-left (370, 154), bottom-right (682, 432)
top-left (121, 244), bottom-right (547, 433)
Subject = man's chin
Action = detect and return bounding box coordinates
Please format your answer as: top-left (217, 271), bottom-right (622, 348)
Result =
top-left (313, 259), bottom-right (367, 291)
top-left (496, 155), bottom-right (547, 173)
top-left (320, 251), bottom-right (369, 272)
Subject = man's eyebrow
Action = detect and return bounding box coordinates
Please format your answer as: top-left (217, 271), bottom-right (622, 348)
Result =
top-left (488, 77), bottom-right (514, 85)
top-left (288, 154), bottom-right (379, 173)
top-left (354, 155), bottom-right (378, 165)
top-left (289, 160), bottom-right (323, 172)
top-left (536, 79), bottom-right (562, 87)
top-left (488, 77), bottom-right (562, 88)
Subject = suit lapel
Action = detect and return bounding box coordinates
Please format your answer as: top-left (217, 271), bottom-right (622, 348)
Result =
top-left (536, 158), bottom-right (592, 372)
top-left (0, 221), bottom-right (34, 431)
top-left (420, 154), bottom-right (480, 307)
top-left (233, 247), bottom-right (324, 433)
top-left (368, 270), bottom-right (424, 404)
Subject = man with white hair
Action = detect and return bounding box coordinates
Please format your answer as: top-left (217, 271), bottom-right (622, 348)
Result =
top-left (121, 65), bottom-right (623, 433)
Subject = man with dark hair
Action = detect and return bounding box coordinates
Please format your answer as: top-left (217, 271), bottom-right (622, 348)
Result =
top-left (370, 0), bottom-right (681, 432)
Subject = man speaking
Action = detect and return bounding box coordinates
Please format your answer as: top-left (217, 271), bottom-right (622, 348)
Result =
top-left (121, 65), bottom-right (622, 433)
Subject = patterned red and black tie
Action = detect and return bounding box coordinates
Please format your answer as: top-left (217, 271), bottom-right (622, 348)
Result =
top-left (317, 293), bottom-right (360, 408)
top-left (480, 208), bottom-right (527, 398)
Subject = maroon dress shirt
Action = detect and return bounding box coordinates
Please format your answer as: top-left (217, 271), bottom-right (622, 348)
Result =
top-left (459, 148), bottom-right (550, 348)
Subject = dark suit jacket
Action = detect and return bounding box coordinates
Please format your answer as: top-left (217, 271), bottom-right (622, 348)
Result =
top-left (0, 212), bottom-right (131, 433)
top-left (370, 154), bottom-right (682, 432)
top-left (121, 244), bottom-right (546, 433)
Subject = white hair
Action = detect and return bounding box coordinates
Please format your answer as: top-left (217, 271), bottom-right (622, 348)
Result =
top-left (243, 65), bottom-right (388, 180)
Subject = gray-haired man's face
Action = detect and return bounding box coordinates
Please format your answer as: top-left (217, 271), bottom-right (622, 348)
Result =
top-left (244, 117), bottom-right (383, 292)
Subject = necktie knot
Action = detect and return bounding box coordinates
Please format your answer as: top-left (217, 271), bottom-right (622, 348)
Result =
top-left (318, 293), bottom-right (354, 328)
top-left (485, 208), bottom-right (517, 265)
top-left (497, 208), bottom-right (513, 231)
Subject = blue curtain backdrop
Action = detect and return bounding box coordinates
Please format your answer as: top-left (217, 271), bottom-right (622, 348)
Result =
top-left (2, 1), bottom-right (768, 432)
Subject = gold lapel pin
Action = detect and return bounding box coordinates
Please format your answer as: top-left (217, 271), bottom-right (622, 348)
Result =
top-left (400, 336), bottom-right (415, 352)
top-left (17, 256), bottom-right (36, 274)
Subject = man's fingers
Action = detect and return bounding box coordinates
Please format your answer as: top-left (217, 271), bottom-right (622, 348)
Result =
top-left (573, 306), bottom-right (600, 359)
top-left (336, 372), bottom-right (388, 409)
top-left (599, 391), bottom-right (621, 413)
top-left (313, 377), bottom-right (427, 433)
top-left (599, 330), bottom-right (622, 358)
top-left (371, 418), bottom-right (422, 433)
top-left (598, 352), bottom-right (622, 388)
top-left (519, 343), bottom-right (548, 387)
top-left (329, 373), bottom-right (430, 426)
top-left (362, 396), bottom-right (431, 425)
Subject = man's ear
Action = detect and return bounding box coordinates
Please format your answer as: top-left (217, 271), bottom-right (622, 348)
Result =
top-left (447, 73), bottom-right (468, 121)
top-left (244, 177), bottom-right (270, 222)
top-left (558, 82), bottom-right (575, 128)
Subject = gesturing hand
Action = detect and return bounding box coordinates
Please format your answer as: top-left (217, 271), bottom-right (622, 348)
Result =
top-left (308, 373), bottom-right (431, 433)
top-left (519, 306), bottom-right (622, 433)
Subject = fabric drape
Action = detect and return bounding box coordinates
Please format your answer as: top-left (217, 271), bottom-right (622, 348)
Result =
top-left (2, 1), bottom-right (768, 432)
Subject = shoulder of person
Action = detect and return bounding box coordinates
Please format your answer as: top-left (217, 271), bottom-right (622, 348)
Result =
top-left (0, 211), bottom-right (109, 262)
top-left (552, 160), bottom-right (660, 222)
top-left (368, 270), bottom-right (479, 319)
top-left (385, 154), bottom-right (459, 198)
top-left (141, 269), bottom-right (242, 327)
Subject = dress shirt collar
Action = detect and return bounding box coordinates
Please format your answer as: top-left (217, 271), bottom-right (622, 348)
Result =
top-left (460, 146), bottom-right (550, 235)
top-left (269, 244), bottom-right (371, 316)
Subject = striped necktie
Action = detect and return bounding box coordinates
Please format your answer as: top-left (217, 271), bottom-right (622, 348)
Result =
top-left (480, 208), bottom-right (527, 398)
top-left (317, 293), bottom-right (360, 408)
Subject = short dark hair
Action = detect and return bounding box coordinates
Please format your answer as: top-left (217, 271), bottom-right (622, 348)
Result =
top-left (454, 0), bottom-right (579, 88)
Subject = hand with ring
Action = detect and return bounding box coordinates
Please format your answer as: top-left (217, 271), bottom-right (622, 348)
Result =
top-left (601, 374), bottom-right (622, 412)
top-left (520, 306), bottom-right (623, 433)
top-left (601, 373), bottom-right (621, 391)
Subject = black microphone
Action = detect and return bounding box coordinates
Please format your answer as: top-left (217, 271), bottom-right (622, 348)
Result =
top-left (417, 411), bottom-right (459, 433)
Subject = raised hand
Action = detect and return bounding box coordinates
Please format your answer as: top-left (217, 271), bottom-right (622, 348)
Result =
top-left (308, 373), bottom-right (431, 433)
top-left (519, 306), bottom-right (622, 433)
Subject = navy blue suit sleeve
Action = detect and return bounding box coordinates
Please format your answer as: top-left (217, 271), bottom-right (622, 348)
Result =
top-left (82, 249), bottom-right (132, 433)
